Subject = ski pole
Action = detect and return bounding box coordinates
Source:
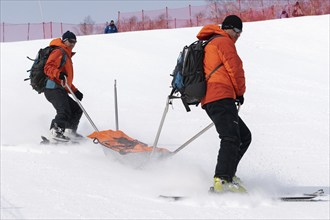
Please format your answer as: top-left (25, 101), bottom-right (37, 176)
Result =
top-left (172, 122), bottom-right (214, 155)
top-left (170, 101), bottom-right (241, 156)
top-left (62, 76), bottom-right (99, 132)
top-left (149, 96), bottom-right (171, 158)
top-left (114, 79), bottom-right (119, 131)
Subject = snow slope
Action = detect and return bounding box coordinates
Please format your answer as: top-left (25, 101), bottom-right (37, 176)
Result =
top-left (1, 15), bottom-right (329, 219)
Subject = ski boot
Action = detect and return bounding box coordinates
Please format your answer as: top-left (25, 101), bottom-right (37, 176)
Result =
top-left (49, 125), bottom-right (70, 143)
top-left (64, 128), bottom-right (85, 141)
top-left (210, 177), bottom-right (247, 194)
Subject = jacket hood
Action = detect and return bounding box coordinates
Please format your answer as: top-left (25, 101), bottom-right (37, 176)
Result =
top-left (196, 24), bottom-right (230, 40)
top-left (49, 38), bottom-right (75, 57)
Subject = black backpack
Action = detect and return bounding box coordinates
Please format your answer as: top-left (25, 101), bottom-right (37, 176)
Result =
top-left (170, 35), bottom-right (223, 112)
top-left (25, 46), bottom-right (66, 94)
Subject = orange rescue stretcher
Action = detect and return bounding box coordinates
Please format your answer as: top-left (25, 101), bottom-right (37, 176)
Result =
top-left (87, 129), bottom-right (170, 155)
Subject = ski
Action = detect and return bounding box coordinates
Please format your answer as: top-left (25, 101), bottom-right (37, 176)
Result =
top-left (278, 195), bottom-right (317, 201)
top-left (158, 195), bottom-right (186, 201)
top-left (159, 189), bottom-right (328, 202)
top-left (40, 136), bottom-right (80, 145)
top-left (278, 189), bottom-right (327, 202)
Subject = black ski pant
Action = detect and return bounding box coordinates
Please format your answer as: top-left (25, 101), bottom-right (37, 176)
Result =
top-left (204, 98), bottom-right (251, 182)
top-left (44, 88), bottom-right (83, 131)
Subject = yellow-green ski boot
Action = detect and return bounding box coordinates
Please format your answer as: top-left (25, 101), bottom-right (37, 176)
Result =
top-left (211, 177), bottom-right (247, 193)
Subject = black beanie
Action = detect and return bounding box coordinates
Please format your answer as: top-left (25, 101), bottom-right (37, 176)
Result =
top-left (62, 31), bottom-right (76, 41)
top-left (221, 15), bottom-right (243, 31)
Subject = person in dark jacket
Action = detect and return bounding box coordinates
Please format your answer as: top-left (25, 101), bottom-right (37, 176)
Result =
top-left (104, 20), bottom-right (118, 34)
top-left (292, 1), bottom-right (304, 17)
top-left (197, 15), bottom-right (252, 193)
top-left (44, 31), bottom-right (83, 142)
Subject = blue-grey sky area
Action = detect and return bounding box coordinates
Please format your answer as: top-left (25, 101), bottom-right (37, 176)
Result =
top-left (1, 0), bottom-right (207, 24)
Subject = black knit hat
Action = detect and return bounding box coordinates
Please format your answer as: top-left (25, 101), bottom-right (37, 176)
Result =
top-left (62, 31), bottom-right (76, 41)
top-left (221, 15), bottom-right (243, 31)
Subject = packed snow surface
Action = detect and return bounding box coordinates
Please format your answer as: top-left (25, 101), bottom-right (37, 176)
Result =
top-left (1, 15), bottom-right (329, 219)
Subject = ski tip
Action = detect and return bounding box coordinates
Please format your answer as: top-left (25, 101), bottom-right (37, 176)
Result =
top-left (303, 189), bottom-right (325, 197)
top-left (40, 136), bottom-right (50, 144)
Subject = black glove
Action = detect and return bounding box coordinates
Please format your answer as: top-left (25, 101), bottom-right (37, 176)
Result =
top-left (59, 72), bottom-right (67, 80)
top-left (236, 96), bottom-right (244, 105)
top-left (74, 90), bottom-right (83, 101)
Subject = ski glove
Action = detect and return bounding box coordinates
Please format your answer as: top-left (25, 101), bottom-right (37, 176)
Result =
top-left (59, 72), bottom-right (67, 80)
top-left (236, 96), bottom-right (244, 105)
top-left (74, 90), bottom-right (83, 101)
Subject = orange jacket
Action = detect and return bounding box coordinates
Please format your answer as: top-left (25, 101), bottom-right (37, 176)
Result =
top-left (196, 24), bottom-right (246, 106)
top-left (44, 38), bottom-right (77, 93)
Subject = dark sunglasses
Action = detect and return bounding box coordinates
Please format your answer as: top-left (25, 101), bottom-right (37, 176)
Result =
top-left (68, 39), bottom-right (77, 44)
top-left (233, 27), bottom-right (242, 34)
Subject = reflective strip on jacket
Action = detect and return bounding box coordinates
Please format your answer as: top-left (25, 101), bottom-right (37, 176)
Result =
top-left (196, 24), bottom-right (246, 107)
top-left (44, 38), bottom-right (77, 93)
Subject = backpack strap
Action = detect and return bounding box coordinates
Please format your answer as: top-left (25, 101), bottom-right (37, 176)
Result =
top-left (204, 34), bottom-right (224, 81)
top-left (207, 34), bottom-right (222, 42)
top-left (169, 88), bottom-right (191, 112)
top-left (182, 97), bottom-right (191, 112)
top-left (55, 47), bottom-right (67, 68)
top-left (205, 63), bottom-right (223, 80)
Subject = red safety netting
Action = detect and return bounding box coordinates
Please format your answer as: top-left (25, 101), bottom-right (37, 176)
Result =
top-left (1, 0), bottom-right (329, 42)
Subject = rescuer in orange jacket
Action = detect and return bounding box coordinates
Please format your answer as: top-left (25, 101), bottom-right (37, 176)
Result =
top-left (197, 15), bottom-right (252, 193)
top-left (44, 31), bottom-right (84, 142)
